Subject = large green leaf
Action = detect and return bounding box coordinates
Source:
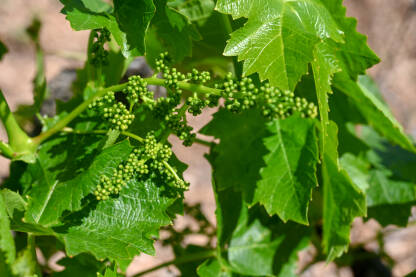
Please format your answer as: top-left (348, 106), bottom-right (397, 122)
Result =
top-left (321, 122), bottom-right (366, 261)
top-left (25, 137), bottom-right (132, 226)
top-left (333, 74), bottom-right (415, 153)
top-left (201, 109), bottom-right (268, 201)
top-left (204, 109), bottom-right (319, 224)
top-left (312, 33), bottom-right (366, 260)
top-left (254, 115), bottom-right (318, 224)
top-left (61, 177), bottom-right (177, 269)
top-left (216, 0), bottom-right (344, 91)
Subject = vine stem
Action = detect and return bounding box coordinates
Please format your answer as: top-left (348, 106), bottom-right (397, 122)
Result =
top-left (132, 250), bottom-right (215, 277)
top-left (32, 83), bottom-right (127, 145)
top-left (146, 78), bottom-right (222, 96)
top-left (32, 78), bottom-right (222, 146)
top-left (0, 90), bottom-right (36, 158)
top-left (62, 127), bottom-right (212, 149)
top-left (61, 127), bottom-right (144, 143)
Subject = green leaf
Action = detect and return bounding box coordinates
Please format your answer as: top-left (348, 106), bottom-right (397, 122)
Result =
top-left (204, 110), bottom-right (319, 224)
top-left (201, 109), bottom-right (268, 201)
top-left (151, 0), bottom-right (201, 61)
top-left (0, 191), bottom-right (15, 266)
top-left (0, 40), bottom-right (7, 60)
top-left (312, 34), bottom-right (367, 260)
top-left (24, 138), bottom-right (132, 226)
top-left (60, 0), bottom-right (113, 30)
top-left (254, 115), bottom-right (318, 224)
top-left (321, 122), bottom-right (366, 261)
top-left (53, 253), bottom-right (102, 277)
top-left (216, 0), bottom-right (343, 91)
top-left (333, 73), bottom-right (415, 153)
top-left (60, 0), bottom-right (145, 58)
top-left (61, 177), bottom-right (177, 269)
top-left (319, 0), bottom-right (380, 78)
top-left (113, 0), bottom-right (155, 56)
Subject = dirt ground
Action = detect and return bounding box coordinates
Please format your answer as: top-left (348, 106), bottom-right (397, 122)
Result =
top-left (0, 0), bottom-right (416, 276)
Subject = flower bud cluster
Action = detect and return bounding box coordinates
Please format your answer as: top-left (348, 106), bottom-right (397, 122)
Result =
top-left (88, 92), bottom-right (135, 131)
top-left (94, 132), bottom-right (188, 200)
top-left (215, 73), bottom-right (318, 119)
top-left (123, 75), bottom-right (153, 105)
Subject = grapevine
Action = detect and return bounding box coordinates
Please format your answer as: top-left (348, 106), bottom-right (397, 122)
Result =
top-left (84, 52), bottom-right (317, 199)
top-left (1, 2), bottom-right (413, 277)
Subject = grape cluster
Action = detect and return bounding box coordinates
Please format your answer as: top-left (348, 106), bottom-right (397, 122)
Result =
top-left (88, 92), bottom-right (135, 131)
top-left (123, 75), bottom-right (154, 106)
top-left (215, 73), bottom-right (318, 120)
top-left (93, 150), bottom-right (149, 200)
top-left (90, 28), bottom-right (110, 66)
top-left (152, 53), bottom-right (214, 145)
top-left (260, 86), bottom-right (318, 119)
top-left (124, 53), bottom-right (316, 146)
top-left (141, 133), bottom-right (187, 189)
top-left (94, 132), bottom-right (188, 200)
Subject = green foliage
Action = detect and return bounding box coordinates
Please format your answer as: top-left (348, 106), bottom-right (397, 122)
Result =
top-left (216, 0), bottom-right (344, 91)
top-left (24, 138), bottom-right (132, 226)
top-left (62, 178), bottom-right (177, 269)
top-left (1, 0), bottom-right (415, 276)
top-left (254, 115), bottom-right (319, 224)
